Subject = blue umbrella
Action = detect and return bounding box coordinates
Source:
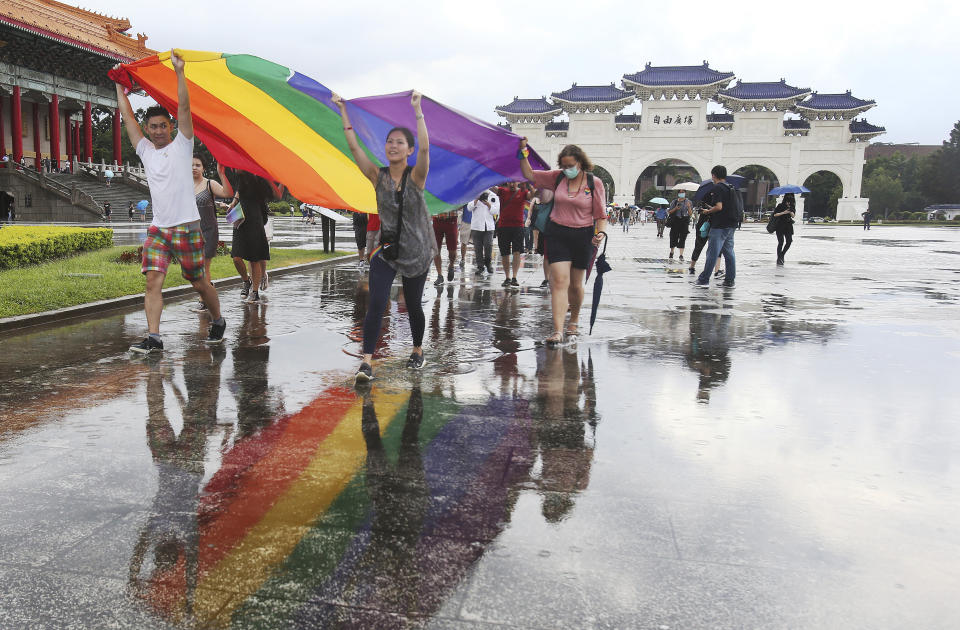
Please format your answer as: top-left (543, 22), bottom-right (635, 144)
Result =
top-left (589, 232), bottom-right (611, 335)
top-left (768, 185), bottom-right (810, 195)
top-left (693, 175), bottom-right (747, 202)
top-left (136, 199), bottom-right (150, 211)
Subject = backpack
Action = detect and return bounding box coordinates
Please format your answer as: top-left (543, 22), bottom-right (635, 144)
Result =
top-left (724, 182), bottom-right (744, 224)
top-left (532, 172), bottom-right (595, 233)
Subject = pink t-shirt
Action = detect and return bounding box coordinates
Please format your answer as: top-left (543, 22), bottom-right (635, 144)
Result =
top-left (531, 170), bottom-right (607, 228)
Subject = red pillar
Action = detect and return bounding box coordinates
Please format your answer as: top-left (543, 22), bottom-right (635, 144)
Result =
top-left (112, 108), bottom-right (121, 165)
top-left (73, 122), bottom-right (81, 162)
top-left (65, 116), bottom-right (73, 164)
top-left (83, 101), bottom-right (93, 163)
top-left (0, 93), bottom-right (6, 165)
top-left (11, 86), bottom-right (23, 163)
top-left (32, 102), bottom-right (41, 170)
top-left (49, 95), bottom-right (60, 170)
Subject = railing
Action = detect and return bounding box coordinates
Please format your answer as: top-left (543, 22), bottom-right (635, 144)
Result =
top-left (8, 167), bottom-right (103, 218)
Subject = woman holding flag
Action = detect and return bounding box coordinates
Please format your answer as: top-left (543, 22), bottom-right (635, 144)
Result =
top-left (333, 91), bottom-right (435, 383)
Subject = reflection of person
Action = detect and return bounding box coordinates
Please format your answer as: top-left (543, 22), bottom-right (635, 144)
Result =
top-left (128, 355), bottom-right (221, 620)
top-left (518, 140), bottom-right (608, 345)
top-left (684, 305), bottom-right (732, 403)
top-left (531, 347), bottom-right (598, 522)
top-left (334, 91), bottom-right (435, 380)
top-left (696, 165), bottom-right (737, 288)
top-left (232, 304), bottom-right (277, 438)
top-left (114, 50), bottom-right (226, 353)
top-left (667, 193), bottom-right (692, 260)
top-left (773, 193), bottom-right (796, 265)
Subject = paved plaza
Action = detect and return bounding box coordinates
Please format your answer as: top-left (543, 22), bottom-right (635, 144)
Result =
top-left (1, 223), bottom-right (958, 629)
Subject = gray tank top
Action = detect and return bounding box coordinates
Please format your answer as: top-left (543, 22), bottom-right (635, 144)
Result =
top-left (375, 167), bottom-right (435, 277)
top-left (195, 179), bottom-right (218, 235)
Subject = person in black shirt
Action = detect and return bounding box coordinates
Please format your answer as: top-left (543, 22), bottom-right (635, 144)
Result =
top-left (695, 165), bottom-right (737, 287)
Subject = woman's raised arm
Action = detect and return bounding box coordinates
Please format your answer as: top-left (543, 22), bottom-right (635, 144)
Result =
top-left (332, 93), bottom-right (379, 186)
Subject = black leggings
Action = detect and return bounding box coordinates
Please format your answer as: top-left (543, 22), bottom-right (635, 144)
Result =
top-left (690, 231), bottom-right (708, 262)
top-left (363, 255), bottom-right (428, 355)
top-left (776, 231), bottom-right (793, 259)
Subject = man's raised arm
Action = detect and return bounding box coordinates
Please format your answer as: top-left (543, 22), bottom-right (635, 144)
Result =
top-left (170, 50), bottom-right (193, 140)
top-left (113, 67), bottom-right (144, 147)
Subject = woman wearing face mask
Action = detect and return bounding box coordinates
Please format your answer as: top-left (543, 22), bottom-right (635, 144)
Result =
top-left (667, 192), bottom-right (692, 261)
top-left (518, 140), bottom-right (607, 345)
top-left (773, 193), bottom-right (796, 265)
top-left (333, 91), bottom-right (435, 382)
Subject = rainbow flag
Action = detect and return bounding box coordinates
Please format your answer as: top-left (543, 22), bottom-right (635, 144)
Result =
top-left (108, 50), bottom-right (549, 214)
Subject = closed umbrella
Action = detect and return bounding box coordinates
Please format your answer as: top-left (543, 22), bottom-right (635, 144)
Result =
top-left (588, 232), bottom-right (611, 335)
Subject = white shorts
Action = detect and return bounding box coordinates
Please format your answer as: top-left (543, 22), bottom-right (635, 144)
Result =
top-left (458, 222), bottom-right (472, 246)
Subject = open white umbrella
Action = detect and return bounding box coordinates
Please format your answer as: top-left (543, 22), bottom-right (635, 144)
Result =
top-left (670, 182), bottom-right (700, 192)
top-left (650, 197), bottom-right (670, 205)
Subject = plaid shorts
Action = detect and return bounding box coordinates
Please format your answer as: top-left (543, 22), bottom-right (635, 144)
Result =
top-left (141, 222), bottom-right (206, 281)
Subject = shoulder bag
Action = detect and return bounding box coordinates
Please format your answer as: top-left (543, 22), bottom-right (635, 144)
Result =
top-left (379, 166), bottom-right (411, 262)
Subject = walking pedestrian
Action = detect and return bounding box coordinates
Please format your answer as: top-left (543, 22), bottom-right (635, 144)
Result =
top-left (103, 200), bottom-right (112, 222)
top-left (655, 205), bottom-right (667, 237)
top-left (190, 154), bottom-right (234, 313)
top-left (667, 192), bottom-right (692, 260)
top-left (518, 140), bottom-right (607, 345)
top-left (495, 181), bottom-right (530, 288)
top-left (431, 208), bottom-right (459, 285)
top-left (621, 206), bottom-right (630, 232)
top-left (862, 209), bottom-right (871, 230)
top-left (128, 200), bottom-right (135, 221)
top-left (773, 193), bottom-right (796, 265)
top-left (469, 190), bottom-right (498, 277)
top-left (113, 50), bottom-right (226, 353)
top-left (458, 203), bottom-right (472, 270)
top-left (696, 165), bottom-right (737, 288)
top-left (352, 211), bottom-right (368, 265)
top-left (333, 91), bottom-right (435, 382)
top-left (226, 170), bottom-right (283, 304)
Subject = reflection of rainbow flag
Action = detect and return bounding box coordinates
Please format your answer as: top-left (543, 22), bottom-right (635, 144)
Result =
top-left (109, 50), bottom-right (548, 215)
top-left (145, 387), bottom-right (531, 628)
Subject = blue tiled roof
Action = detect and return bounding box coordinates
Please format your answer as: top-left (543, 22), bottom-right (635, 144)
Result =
top-left (551, 83), bottom-right (633, 102)
top-left (800, 91), bottom-right (875, 110)
top-left (719, 80), bottom-right (810, 100)
top-left (545, 121), bottom-right (570, 131)
top-left (615, 114), bottom-right (642, 123)
top-left (783, 119), bottom-right (811, 129)
top-left (849, 119), bottom-right (885, 134)
top-left (623, 62), bottom-right (734, 86)
top-left (495, 97), bottom-right (559, 114)
top-left (706, 113), bottom-right (734, 122)
top-left (497, 122), bottom-right (513, 131)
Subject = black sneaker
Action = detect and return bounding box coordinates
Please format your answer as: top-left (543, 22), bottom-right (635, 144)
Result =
top-left (406, 352), bottom-right (425, 370)
top-left (510, 278), bottom-right (519, 287)
top-left (668, 252), bottom-right (674, 259)
top-left (447, 266), bottom-right (455, 281)
top-left (540, 279), bottom-right (549, 288)
top-left (434, 274), bottom-right (444, 286)
top-left (722, 282), bottom-right (735, 288)
top-left (714, 269), bottom-right (725, 278)
top-left (246, 290), bottom-right (261, 304)
top-left (486, 265), bottom-right (494, 275)
top-left (130, 336), bottom-right (163, 354)
top-left (688, 267), bottom-right (695, 275)
top-left (679, 255), bottom-right (684, 261)
top-left (206, 319), bottom-right (226, 344)
top-left (355, 362), bottom-right (373, 383)
top-left (501, 278), bottom-right (511, 288)
top-left (240, 279), bottom-right (252, 298)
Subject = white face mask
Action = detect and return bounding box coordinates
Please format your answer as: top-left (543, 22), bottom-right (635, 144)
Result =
top-left (562, 166), bottom-right (580, 179)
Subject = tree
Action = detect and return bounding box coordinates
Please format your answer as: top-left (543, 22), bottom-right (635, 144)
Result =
top-left (652, 160), bottom-right (679, 193)
top-left (862, 169), bottom-right (904, 218)
top-left (91, 107), bottom-right (142, 165)
top-left (803, 171), bottom-right (843, 217)
top-left (921, 120), bottom-right (960, 203)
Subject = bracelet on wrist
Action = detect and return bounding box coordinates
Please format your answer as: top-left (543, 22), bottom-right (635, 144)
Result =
top-left (415, 114), bottom-right (424, 120)
top-left (516, 147), bottom-right (530, 160)
top-left (343, 126), bottom-right (353, 131)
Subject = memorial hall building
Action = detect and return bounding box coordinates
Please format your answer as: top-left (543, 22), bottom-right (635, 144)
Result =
top-left (496, 62), bottom-right (885, 221)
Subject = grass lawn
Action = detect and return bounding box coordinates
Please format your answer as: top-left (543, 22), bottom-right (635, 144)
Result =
top-left (0, 246), bottom-right (344, 318)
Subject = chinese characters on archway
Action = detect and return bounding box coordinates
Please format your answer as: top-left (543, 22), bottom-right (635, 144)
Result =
top-left (652, 115), bottom-right (694, 125)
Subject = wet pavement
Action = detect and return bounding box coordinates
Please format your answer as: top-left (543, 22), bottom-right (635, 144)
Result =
top-left (1, 223), bottom-right (959, 629)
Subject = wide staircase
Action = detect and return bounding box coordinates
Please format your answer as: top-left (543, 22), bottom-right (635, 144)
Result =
top-left (45, 172), bottom-right (153, 220)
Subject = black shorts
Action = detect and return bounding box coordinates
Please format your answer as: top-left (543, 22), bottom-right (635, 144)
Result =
top-left (496, 226), bottom-right (525, 256)
top-left (544, 222), bottom-right (593, 270)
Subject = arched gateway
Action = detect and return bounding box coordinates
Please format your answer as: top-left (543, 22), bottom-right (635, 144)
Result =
top-left (496, 63), bottom-right (886, 222)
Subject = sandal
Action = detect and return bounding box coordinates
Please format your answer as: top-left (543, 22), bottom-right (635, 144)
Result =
top-left (545, 331), bottom-right (563, 346)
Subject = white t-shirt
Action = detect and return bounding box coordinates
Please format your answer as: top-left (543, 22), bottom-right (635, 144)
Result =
top-left (136, 132), bottom-right (198, 228)
top-left (468, 193), bottom-right (500, 231)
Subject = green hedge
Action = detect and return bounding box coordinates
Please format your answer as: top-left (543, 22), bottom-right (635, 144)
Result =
top-left (0, 226), bottom-right (113, 269)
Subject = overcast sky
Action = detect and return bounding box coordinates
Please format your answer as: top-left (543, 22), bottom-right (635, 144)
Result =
top-left (80, 0), bottom-right (956, 145)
